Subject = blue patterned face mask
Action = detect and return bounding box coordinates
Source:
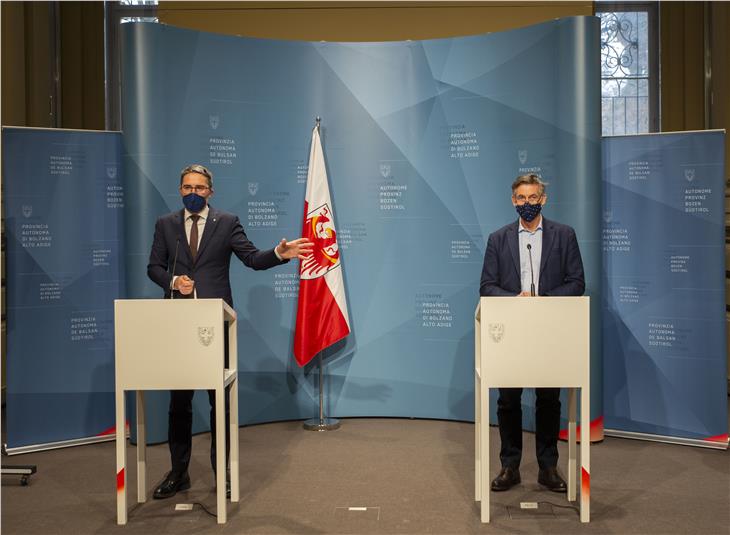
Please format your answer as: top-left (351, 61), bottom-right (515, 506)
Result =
top-left (182, 193), bottom-right (206, 213)
top-left (515, 202), bottom-right (542, 222)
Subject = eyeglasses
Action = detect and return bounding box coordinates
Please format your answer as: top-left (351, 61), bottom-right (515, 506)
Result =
top-left (513, 194), bottom-right (542, 205)
top-left (180, 185), bottom-right (210, 194)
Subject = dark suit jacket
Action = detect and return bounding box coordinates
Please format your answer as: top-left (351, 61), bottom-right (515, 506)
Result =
top-left (480, 217), bottom-right (585, 297)
top-left (147, 206), bottom-right (286, 306)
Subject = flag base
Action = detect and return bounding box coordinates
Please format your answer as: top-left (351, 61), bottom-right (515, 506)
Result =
top-left (303, 418), bottom-right (340, 431)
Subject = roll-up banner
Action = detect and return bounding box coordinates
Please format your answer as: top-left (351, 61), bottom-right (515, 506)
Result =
top-left (2, 127), bottom-right (125, 453)
top-left (121, 17), bottom-right (603, 443)
top-left (602, 130), bottom-right (728, 449)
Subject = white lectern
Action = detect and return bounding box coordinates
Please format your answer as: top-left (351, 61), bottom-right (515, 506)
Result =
top-left (114, 299), bottom-right (239, 525)
top-left (475, 296), bottom-right (590, 523)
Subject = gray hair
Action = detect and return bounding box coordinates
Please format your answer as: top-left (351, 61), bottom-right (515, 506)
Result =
top-left (511, 173), bottom-right (547, 196)
top-left (180, 164), bottom-right (213, 188)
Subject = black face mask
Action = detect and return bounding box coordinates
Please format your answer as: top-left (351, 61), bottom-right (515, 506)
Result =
top-left (515, 202), bottom-right (542, 222)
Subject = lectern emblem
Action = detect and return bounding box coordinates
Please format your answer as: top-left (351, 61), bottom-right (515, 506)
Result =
top-left (198, 327), bottom-right (214, 346)
top-left (488, 323), bottom-right (504, 343)
top-left (684, 168), bottom-right (695, 182)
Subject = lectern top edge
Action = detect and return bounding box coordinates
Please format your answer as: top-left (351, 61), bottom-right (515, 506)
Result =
top-left (114, 298), bottom-right (237, 322)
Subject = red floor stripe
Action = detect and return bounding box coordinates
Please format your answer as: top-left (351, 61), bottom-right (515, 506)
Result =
top-left (581, 467), bottom-right (590, 499)
top-left (116, 468), bottom-right (124, 492)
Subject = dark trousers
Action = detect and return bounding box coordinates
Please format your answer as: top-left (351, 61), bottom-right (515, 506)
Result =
top-left (168, 323), bottom-right (231, 476)
top-left (497, 387), bottom-right (561, 470)
top-left (168, 388), bottom-right (230, 476)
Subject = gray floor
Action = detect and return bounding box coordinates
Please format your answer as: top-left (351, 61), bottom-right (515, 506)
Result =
top-left (2, 417), bottom-right (729, 534)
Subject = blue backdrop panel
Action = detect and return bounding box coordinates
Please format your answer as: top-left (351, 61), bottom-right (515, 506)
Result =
top-left (121, 17), bottom-right (601, 443)
top-left (3, 127), bottom-right (124, 450)
top-left (602, 131), bottom-right (727, 444)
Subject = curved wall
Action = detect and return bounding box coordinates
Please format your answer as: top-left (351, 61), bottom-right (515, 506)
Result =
top-left (121, 17), bottom-right (601, 441)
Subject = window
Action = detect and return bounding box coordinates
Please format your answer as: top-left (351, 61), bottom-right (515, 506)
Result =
top-left (596, 3), bottom-right (659, 136)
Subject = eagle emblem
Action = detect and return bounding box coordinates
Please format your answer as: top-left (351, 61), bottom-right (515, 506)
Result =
top-left (488, 323), bottom-right (504, 343)
top-left (299, 203), bottom-right (340, 280)
top-left (198, 326), bottom-right (214, 346)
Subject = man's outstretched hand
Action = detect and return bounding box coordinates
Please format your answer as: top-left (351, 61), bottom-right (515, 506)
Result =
top-left (276, 238), bottom-right (314, 260)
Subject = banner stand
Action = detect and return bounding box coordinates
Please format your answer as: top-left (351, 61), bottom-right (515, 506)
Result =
top-left (3, 126), bottom-right (123, 453)
top-left (303, 353), bottom-right (340, 431)
top-left (602, 130), bottom-right (727, 447)
top-left (604, 429), bottom-right (729, 450)
top-left (1, 442), bottom-right (38, 485)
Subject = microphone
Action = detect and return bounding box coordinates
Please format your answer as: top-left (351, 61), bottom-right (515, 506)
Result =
top-left (170, 238), bottom-right (180, 300)
top-left (527, 243), bottom-right (535, 297)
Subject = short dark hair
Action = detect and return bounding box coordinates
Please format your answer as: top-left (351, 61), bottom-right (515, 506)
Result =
top-left (180, 164), bottom-right (213, 188)
top-left (511, 173), bottom-right (547, 196)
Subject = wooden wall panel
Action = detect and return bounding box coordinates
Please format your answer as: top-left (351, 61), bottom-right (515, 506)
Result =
top-left (59, 2), bottom-right (105, 130)
top-left (157, 1), bottom-right (594, 41)
top-left (660, 2), bottom-right (706, 132)
top-left (1, 2), bottom-right (28, 127)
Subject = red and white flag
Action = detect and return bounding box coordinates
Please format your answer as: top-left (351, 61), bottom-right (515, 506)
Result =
top-left (293, 125), bottom-right (351, 366)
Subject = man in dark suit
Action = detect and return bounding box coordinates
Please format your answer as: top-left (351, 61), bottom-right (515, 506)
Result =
top-left (147, 164), bottom-right (312, 499)
top-left (479, 173), bottom-right (585, 493)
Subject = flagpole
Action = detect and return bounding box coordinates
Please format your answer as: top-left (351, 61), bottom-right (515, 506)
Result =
top-left (300, 115), bottom-right (343, 432)
top-left (303, 352), bottom-right (340, 431)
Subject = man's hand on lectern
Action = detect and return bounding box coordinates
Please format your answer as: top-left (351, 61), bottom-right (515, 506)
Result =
top-left (174, 275), bottom-right (194, 295)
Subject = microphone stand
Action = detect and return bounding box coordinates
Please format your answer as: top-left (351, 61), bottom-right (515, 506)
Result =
top-left (170, 238), bottom-right (180, 299)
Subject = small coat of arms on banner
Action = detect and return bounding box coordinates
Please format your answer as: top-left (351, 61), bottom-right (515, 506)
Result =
top-left (22, 205), bottom-right (33, 218)
top-left (248, 182), bottom-right (259, 196)
top-left (518, 149), bottom-right (528, 165)
top-left (106, 166), bottom-right (117, 179)
top-left (379, 162), bottom-right (391, 178)
top-left (209, 115), bottom-right (220, 130)
top-left (198, 327), bottom-right (214, 346)
top-left (684, 168), bottom-right (695, 182)
top-left (488, 323), bottom-right (504, 343)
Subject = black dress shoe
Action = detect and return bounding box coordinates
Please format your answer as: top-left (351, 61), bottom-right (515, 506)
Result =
top-left (538, 467), bottom-right (567, 493)
top-left (153, 471), bottom-right (191, 499)
top-left (491, 467), bottom-right (521, 492)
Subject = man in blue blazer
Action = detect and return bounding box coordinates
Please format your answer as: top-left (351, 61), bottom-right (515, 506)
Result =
top-left (147, 164), bottom-right (312, 499)
top-left (480, 173), bottom-right (585, 493)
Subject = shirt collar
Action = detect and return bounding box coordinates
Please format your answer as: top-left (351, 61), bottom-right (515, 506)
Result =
top-left (184, 204), bottom-right (209, 221)
top-left (518, 216), bottom-right (543, 234)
